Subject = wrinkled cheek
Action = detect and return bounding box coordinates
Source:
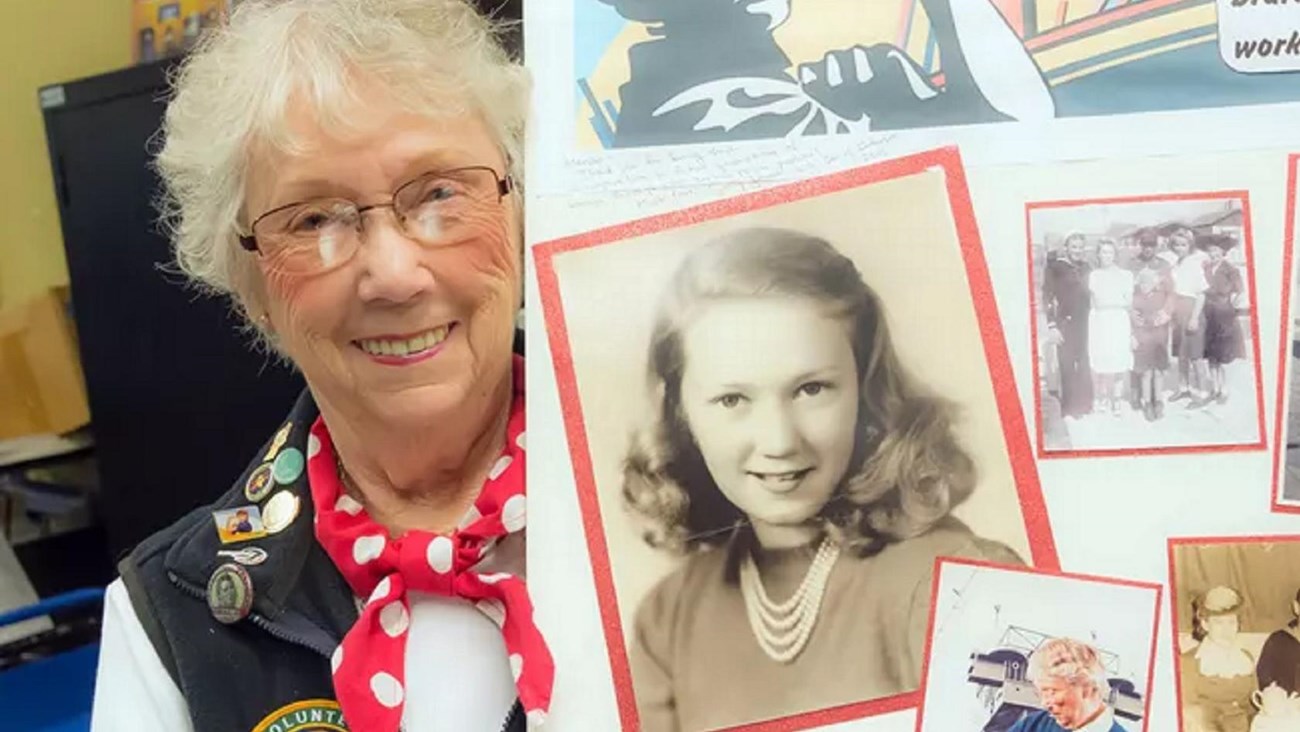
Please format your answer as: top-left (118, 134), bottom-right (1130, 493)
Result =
top-left (259, 253), bottom-right (314, 304)
top-left (257, 262), bottom-right (335, 356)
top-left (438, 200), bottom-right (520, 315)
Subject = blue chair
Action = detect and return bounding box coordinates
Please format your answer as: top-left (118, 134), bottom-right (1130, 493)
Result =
top-left (0, 589), bottom-right (104, 732)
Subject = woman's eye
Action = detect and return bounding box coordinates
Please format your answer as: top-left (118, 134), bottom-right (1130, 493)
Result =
top-left (287, 206), bottom-right (349, 235)
top-left (797, 381), bottom-right (832, 398)
top-left (289, 212), bottom-right (330, 233)
top-left (713, 394), bottom-right (745, 409)
top-left (413, 177), bottom-right (468, 205)
top-left (422, 184), bottom-right (458, 203)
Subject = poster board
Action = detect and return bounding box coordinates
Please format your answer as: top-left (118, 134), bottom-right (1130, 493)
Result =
top-left (525, 2), bottom-right (1300, 730)
top-left (526, 129), bottom-right (1300, 731)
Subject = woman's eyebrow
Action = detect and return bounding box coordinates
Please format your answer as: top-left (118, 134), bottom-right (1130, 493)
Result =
top-left (790, 367), bottom-right (842, 383)
top-left (394, 149), bottom-right (480, 179)
top-left (266, 177), bottom-right (361, 208)
top-left (265, 150), bottom-right (480, 208)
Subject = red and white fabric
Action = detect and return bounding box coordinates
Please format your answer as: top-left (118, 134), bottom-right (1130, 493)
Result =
top-left (308, 356), bottom-right (551, 730)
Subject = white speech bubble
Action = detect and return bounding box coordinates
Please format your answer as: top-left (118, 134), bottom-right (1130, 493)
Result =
top-left (1217, 0), bottom-right (1300, 73)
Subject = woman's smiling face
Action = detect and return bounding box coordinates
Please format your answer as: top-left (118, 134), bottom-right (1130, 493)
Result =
top-left (679, 296), bottom-right (860, 547)
top-left (243, 91), bottom-right (520, 427)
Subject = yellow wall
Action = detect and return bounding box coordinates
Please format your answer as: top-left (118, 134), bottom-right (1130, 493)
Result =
top-left (0, 1), bottom-right (132, 309)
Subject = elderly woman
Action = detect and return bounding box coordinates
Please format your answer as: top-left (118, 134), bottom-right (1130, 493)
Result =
top-left (1009, 637), bottom-right (1124, 732)
top-left (89, 2), bottom-right (547, 731)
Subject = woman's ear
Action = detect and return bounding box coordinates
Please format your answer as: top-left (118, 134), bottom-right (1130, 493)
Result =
top-left (240, 275), bottom-right (275, 333)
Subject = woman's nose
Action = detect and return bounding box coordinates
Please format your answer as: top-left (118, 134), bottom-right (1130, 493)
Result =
top-left (355, 215), bottom-right (436, 304)
top-left (752, 401), bottom-right (801, 458)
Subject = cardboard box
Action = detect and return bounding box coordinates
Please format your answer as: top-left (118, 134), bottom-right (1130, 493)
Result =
top-left (0, 288), bottom-right (91, 440)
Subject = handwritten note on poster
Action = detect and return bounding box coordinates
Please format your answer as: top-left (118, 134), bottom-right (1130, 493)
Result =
top-left (1217, 0), bottom-right (1300, 72)
top-left (557, 133), bottom-right (902, 197)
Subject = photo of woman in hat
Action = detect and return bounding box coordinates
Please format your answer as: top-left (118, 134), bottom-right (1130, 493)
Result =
top-left (620, 227), bottom-right (1024, 731)
top-left (1180, 586), bottom-right (1258, 732)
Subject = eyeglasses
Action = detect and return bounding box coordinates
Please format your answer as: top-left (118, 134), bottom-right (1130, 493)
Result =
top-left (238, 165), bottom-right (513, 275)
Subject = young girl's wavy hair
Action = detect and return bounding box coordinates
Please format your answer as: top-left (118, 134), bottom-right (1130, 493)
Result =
top-left (621, 227), bottom-right (977, 557)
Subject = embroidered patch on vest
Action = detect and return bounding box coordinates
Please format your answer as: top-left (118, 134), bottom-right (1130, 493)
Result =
top-left (251, 699), bottom-right (349, 732)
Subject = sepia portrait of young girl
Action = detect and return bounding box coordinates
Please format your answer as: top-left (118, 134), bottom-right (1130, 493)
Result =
top-left (620, 227), bottom-right (1024, 731)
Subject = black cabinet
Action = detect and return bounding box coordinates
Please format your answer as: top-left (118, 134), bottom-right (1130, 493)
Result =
top-left (40, 61), bottom-right (304, 559)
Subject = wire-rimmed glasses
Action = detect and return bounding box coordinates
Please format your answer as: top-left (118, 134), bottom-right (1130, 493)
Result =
top-left (238, 165), bottom-right (513, 275)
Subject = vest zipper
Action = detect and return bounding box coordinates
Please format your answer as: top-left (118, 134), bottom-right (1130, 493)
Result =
top-left (169, 570), bottom-right (523, 732)
top-left (498, 700), bottom-right (522, 732)
top-left (167, 570), bottom-right (336, 655)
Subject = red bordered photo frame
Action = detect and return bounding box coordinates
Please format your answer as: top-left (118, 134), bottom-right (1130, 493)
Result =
top-left (1166, 533), bottom-right (1300, 732)
top-left (1026, 191), bottom-right (1268, 460)
top-left (913, 556), bottom-right (1163, 732)
top-left (1270, 155), bottom-right (1300, 514)
top-left (534, 146), bottom-right (1060, 731)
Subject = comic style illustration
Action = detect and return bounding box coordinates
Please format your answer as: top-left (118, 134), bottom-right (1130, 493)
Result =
top-left (574, 0), bottom-right (1300, 149)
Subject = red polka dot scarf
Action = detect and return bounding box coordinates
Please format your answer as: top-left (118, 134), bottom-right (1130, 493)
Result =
top-left (307, 357), bottom-right (552, 730)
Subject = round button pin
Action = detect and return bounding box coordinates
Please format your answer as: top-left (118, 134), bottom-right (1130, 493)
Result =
top-left (244, 462), bottom-right (275, 503)
top-left (272, 447), bottom-right (305, 485)
top-left (207, 563), bottom-right (254, 624)
top-left (262, 491), bottom-right (301, 534)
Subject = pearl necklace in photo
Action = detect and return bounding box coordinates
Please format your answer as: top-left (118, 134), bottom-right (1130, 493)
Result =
top-left (738, 537), bottom-right (841, 664)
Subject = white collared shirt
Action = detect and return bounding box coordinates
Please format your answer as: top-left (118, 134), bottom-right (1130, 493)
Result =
top-left (1194, 637), bottom-right (1256, 678)
top-left (1172, 250), bottom-right (1209, 297)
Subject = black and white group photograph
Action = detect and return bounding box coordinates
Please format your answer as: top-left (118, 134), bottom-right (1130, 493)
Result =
top-left (1169, 536), bottom-right (1300, 732)
top-left (536, 154), bottom-right (1052, 731)
top-left (1028, 195), bottom-right (1264, 457)
top-left (918, 559), bottom-right (1159, 732)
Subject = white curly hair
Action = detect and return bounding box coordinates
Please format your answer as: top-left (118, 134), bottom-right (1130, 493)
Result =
top-left (155, 0), bottom-right (528, 340)
top-left (1026, 637), bottom-right (1112, 699)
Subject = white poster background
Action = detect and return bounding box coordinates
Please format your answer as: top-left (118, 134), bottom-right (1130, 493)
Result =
top-left (526, 123), bottom-right (1300, 730)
